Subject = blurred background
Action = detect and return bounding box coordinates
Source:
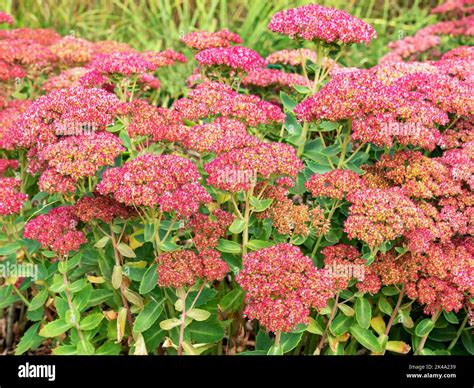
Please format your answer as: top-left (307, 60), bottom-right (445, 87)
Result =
top-left (1, 0), bottom-right (444, 97)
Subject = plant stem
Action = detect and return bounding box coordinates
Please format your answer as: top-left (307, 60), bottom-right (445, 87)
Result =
top-left (447, 313), bottom-right (468, 351)
top-left (315, 292), bottom-right (339, 355)
top-left (274, 330), bottom-right (282, 348)
top-left (177, 287), bottom-right (187, 356)
top-left (414, 310), bottom-right (441, 355)
top-left (384, 285), bottom-right (405, 337)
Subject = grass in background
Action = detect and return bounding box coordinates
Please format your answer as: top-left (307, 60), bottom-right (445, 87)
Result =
top-left (1, 0), bottom-right (443, 100)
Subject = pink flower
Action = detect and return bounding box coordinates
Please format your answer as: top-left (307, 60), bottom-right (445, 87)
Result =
top-left (18, 86), bottom-right (121, 149)
top-left (344, 188), bottom-right (430, 247)
top-left (187, 209), bottom-right (234, 251)
top-left (73, 194), bottom-right (135, 223)
top-left (0, 159), bottom-right (19, 176)
top-left (173, 81), bottom-right (285, 126)
top-left (38, 169), bottom-right (77, 195)
top-left (40, 132), bottom-right (124, 180)
top-left (97, 153), bottom-right (211, 215)
top-left (49, 36), bottom-right (95, 66)
top-left (88, 52), bottom-right (156, 75)
top-left (205, 142), bottom-right (303, 192)
top-left (236, 244), bottom-right (335, 333)
top-left (24, 206), bottom-right (86, 255)
top-left (268, 4), bottom-right (377, 45)
top-left (0, 178), bottom-right (27, 216)
top-left (195, 46), bottom-right (264, 72)
top-left (180, 117), bottom-right (260, 154)
top-left (156, 249), bottom-right (228, 288)
top-left (306, 169), bottom-right (366, 200)
top-left (0, 12), bottom-right (14, 25)
top-left (242, 67), bottom-right (309, 89)
top-left (142, 49), bottom-right (187, 67)
top-left (181, 30), bottom-right (242, 50)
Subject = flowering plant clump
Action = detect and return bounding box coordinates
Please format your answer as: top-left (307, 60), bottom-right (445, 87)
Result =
top-left (0, 2), bottom-right (472, 358)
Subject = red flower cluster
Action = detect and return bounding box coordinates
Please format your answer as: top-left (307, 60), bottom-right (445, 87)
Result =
top-left (181, 30), bottom-right (242, 50)
top-left (173, 81), bottom-right (285, 126)
top-left (73, 194), bottom-right (135, 223)
top-left (205, 142), bottom-right (303, 192)
top-left (97, 153), bottom-right (211, 216)
top-left (156, 249), bottom-right (228, 288)
top-left (322, 244), bottom-right (381, 294)
top-left (195, 46), bottom-right (265, 72)
top-left (24, 206), bottom-right (86, 255)
top-left (268, 4), bottom-right (377, 45)
top-left (306, 169), bottom-right (366, 200)
top-left (0, 178), bottom-right (27, 216)
top-left (344, 188), bottom-right (429, 248)
top-left (237, 244), bottom-right (335, 333)
top-left (0, 12), bottom-right (14, 25)
top-left (187, 209), bottom-right (234, 251)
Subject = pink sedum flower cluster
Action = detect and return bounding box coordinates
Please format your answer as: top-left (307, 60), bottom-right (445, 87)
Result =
top-left (268, 4), bottom-right (377, 45)
top-left (205, 142), bottom-right (303, 192)
top-left (0, 178), bottom-right (27, 216)
top-left (156, 249), bottom-right (229, 288)
top-left (24, 206), bottom-right (86, 255)
top-left (181, 29), bottom-right (242, 50)
top-left (195, 46), bottom-right (265, 72)
top-left (236, 244), bottom-right (335, 333)
top-left (173, 81), bottom-right (285, 126)
top-left (97, 153), bottom-right (211, 216)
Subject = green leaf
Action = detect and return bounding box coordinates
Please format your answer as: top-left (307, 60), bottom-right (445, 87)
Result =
top-left (443, 311), bottom-right (459, 325)
top-left (246, 240), bottom-right (274, 251)
top-left (382, 286), bottom-right (399, 296)
top-left (292, 84), bottom-right (311, 94)
top-left (94, 236), bottom-right (110, 249)
top-left (217, 239), bottom-right (241, 254)
top-left (349, 324), bottom-right (382, 353)
top-left (461, 330), bottom-right (474, 355)
top-left (96, 342), bottom-right (122, 355)
top-left (229, 219), bottom-right (246, 234)
top-left (117, 243), bottom-right (136, 258)
top-left (112, 265), bottom-right (122, 289)
top-left (355, 297), bottom-right (372, 330)
top-left (134, 298), bottom-right (165, 333)
top-left (415, 318), bottom-right (435, 337)
top-left (378, 296), bottom-right (393, 316)
top-left (187, 308), bottom-right (211, 322)
top-left (249, 197), bottom-right (273, 212)
top-left (267, 345), bottom-right (284, 355)
top-left (39, 319), bottom-right (72, 337)
top-left (330, 314), bottom-right (353, 336)
top-left (144, 223), bottom-right (155, 242)
top-left (77, 339), bottom-right (95, 355)
top-left (280, 331), bottom-right (303, 353)
top-left (28, 288), bottom-right (49, 311)
top-left (188, 319), bottom-right (225, 343)
top-left (219, 288), bottom-right (245, 313)
top-left (52, 345), bottom-right (77, 355)
top-left (318, 121), bottom-right (339, 132)
top-left (15, 323), bottom-right (42, 355)
top-left (139, 264), bottom-right (158, 295)
top-left (338, 304), bottom-right (355, 317)
top-left (0, 242), bottom-right (21, 256)
top-left (159, 318), bottom-right (181, 331)
top-left (280, 91), bottom-right (297, 111)
top-left (80, 313), bottom-right (104, 331)
top-left (306, 317), bottom-right (324, 335)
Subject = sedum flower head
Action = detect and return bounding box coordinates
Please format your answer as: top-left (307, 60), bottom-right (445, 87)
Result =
top-left (268, 4), bottom-right (377, 45)
top-left (236, 243), bottom-right (335, 333)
